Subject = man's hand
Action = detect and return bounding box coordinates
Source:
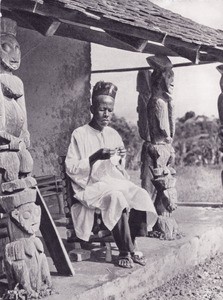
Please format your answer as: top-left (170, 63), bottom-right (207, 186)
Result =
top-left (89, 148), bottom-right (115, 165)
top-left (117, 146), bottom-right (126, 158)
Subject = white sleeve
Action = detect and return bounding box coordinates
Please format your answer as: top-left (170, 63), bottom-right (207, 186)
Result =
top-left (65, 131), bottom-right (91, 189)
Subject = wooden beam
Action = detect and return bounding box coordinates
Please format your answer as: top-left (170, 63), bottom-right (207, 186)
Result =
top-left (143, 42), bottom-right (178, 56)
top-left (14, 11), bottom-right (61, 36)
top-left (56, 22), bottom-right (180, 56)
top-left (105, 31), bottom-right (178, 55)
top-left (56, 22), bottom-right (139, 52)
top-left (163, 35), bottom-right (200, 63)
top-left (36, 188), bottom-right (75, 276)
top-left (37, 19), bottom-right (61, 37)
top-left (200, 45), bottom-right (223, 63)
top-left (1, 0), bottom-right (81, 23)
top-left (2, 0), bottom-right (37, 14)
top-left (199, 52), bottom-right (221, 63)
top-left (91, 61), bottom-right (216, 74)
top-left (105, 31), bottom-right (148, 52)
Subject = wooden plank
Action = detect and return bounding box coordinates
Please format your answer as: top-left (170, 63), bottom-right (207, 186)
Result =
top-left (143, 42), bottom-right (178, 56)
top-left (25, 14), bottom-right (61, 36)
top-left (55, 22), bottom-right (141, 53)
top-left (37, 182), bottom-right (62, 188)
top-left (106, 30), bottom-right (148, 52)
top-left (40, 191), bottom-right (57, 196)
top-left (163, 35), bottom-right (201, 63)
top-left (177, 202), bottom-right (223, 208)
top-left (35, 176), bottom-right (62, 188)
top-left (35, 175), bottom-right (56, 180)
top-left (35, 187), bottom-right (75, 276)
top-left (56, 22), bottom-right (179, 55)
top-left (200, 45), bottom-right (223, 63)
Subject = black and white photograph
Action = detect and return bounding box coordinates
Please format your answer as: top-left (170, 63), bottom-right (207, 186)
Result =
top-left (0, 0), bottom-right (223, 299)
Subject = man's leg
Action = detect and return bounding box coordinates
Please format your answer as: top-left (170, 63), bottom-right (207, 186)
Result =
top-left (111, 208), bottom-right (134, 257)
top-left (129, 209), bottom-right (147, 243)
top-left (128, 209), bottom-right (147, 266)
top-left (112, 208), bottom-right (147, 267)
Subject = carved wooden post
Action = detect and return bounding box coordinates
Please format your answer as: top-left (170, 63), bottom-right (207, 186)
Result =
top-left (137, 55), bottom-right (178, 239)
top-left (217, 65), bottom-right (223, 149)
top-left (217, 65), bottom-right (223, 186)
top-left (137, 68), bottom-right (157, 201)
top-left (0, 17), bottom-right (52, 297)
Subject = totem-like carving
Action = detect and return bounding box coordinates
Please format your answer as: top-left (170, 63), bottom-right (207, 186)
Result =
top-left (137, 69), bottom-right (157, 200)
top-left (217, 65), bottom-right (223, 152)
top-left (0, 17), bottom-right (52, 297)
top-left (1, 190), bottom-right (52, 298)
top-left (137, 55), bottom-right (178, 239)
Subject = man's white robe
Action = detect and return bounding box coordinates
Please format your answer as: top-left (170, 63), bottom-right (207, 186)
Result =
top-left (65, 124), bottom-right (157, 241)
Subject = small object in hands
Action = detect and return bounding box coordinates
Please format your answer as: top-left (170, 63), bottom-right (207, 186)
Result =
top-left (110, 149), bottom-right (121, 166)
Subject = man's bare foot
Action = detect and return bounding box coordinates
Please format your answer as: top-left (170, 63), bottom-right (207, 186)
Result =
top-left (118, 256), bottom-right (134, 268)
top-left (131, 251), bottom-right (147, 266)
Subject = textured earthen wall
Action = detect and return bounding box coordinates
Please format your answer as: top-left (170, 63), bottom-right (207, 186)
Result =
top-left (15, 28), bottom-right (91, 176)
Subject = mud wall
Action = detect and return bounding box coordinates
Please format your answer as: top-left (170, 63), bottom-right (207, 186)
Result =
top-left (15, 28), bottom-right (91, 176)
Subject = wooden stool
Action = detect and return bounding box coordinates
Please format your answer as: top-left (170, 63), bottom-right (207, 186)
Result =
top-left (58, 156), bottom-right (114, 262)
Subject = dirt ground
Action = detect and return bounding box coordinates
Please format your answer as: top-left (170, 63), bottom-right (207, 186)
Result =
top-left (141, 253), bottom-right (223, 300)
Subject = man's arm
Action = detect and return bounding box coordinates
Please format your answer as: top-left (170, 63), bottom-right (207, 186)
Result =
top-left (89, 148), bottom-right (115, 166)
top-left (65, 132), bottom-right (91, 189)
top-left (66, 132), bottom-right (115, 188)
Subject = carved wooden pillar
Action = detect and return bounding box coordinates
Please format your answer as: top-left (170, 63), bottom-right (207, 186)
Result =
top-left (137, 55), bottom-right (178, 239)
top-left (217, 65), bottom-right (223, 151)
top-left (0, 17), bottom-right (52, 298)
top-left (136, 68), bottom-right (157, 201)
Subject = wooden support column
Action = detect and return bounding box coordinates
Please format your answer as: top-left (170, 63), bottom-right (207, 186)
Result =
top-left (0, 17), bottom-right (74, 298)
top-left (137, 55), bottom-right (178, 240)
top-left (217, 65), bottom-right (223, 185)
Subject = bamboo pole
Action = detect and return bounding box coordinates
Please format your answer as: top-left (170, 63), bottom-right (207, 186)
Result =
top-left (91, 61), bottom-right (215, 74)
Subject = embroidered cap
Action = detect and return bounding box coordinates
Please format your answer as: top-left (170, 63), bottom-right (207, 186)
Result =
top-left (0, 17), bottom-right (17, 36)
top-left (92, 81), bottom-right (118, 100)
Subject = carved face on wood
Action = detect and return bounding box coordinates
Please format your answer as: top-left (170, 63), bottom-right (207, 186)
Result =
top-left (0, 34), bottom-right (21, 72)
top-left (162, 68), bottom-right (174, 95)
top-left (11, 202), bottom-right (41, 235)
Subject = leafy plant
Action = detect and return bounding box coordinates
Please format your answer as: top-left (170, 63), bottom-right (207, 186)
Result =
top-left (110, 114), bottom-right (142, 170)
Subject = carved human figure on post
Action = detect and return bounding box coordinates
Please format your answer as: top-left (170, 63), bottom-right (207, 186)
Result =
top-left (0, 17), bottom-right (52, 296)
top-left (217, 65), bottom-right (223, 152)
top-left (0, 188), bottom-right (52, 298)
top-left (0, 17), bottom-right (33, 189)
top-left (138, 55), bottom-right (178, 239)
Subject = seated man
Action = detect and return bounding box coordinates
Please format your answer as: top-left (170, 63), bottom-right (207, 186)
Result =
top-left (65, 81), bottom-right (157, 268)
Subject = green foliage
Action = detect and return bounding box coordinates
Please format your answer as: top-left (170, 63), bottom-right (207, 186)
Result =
top-left (174, 112), bottom-right (220, 166)
top-left (109, 111), bottom-right (221, 169)
top-left (110, 114), bottom-right (142, 170)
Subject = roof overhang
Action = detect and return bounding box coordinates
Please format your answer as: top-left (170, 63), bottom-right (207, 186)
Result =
top-left (2, 0), bottom-right (223, 64)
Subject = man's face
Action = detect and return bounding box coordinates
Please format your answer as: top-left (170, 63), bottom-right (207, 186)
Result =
top-left (91, 95), bottom-right (115, 130)
top-left (0, 34), bottom-right (21, 72)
